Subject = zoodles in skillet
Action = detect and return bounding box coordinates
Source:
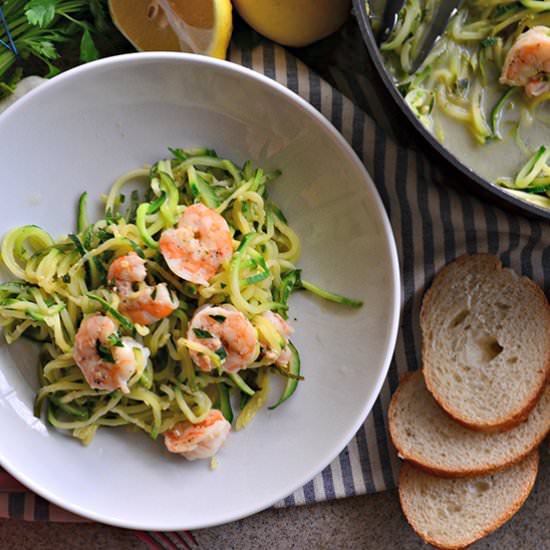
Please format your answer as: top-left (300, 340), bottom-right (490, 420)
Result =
top-left (379, 0), bottom-right (550, 209)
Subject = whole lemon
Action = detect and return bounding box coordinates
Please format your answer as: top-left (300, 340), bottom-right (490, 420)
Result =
top-left (232, 0), bottom-right (352, 47)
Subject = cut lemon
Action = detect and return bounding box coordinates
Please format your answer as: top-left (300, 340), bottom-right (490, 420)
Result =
top-left (109, 0), bottom-right (233, 59)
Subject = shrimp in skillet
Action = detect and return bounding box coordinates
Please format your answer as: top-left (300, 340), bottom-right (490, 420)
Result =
top-left (73, 313), bottom-right (149, 393)
top-left (187, 304), bottom-right (259, 373)
top-left (108, 252), bottom-right (178, 325)
top-left (164, 409), bottom-right (231, 460)
top-left (159, 203), bottom-right (233, 286)
top-left (500, 26), bottom-right (550, 97)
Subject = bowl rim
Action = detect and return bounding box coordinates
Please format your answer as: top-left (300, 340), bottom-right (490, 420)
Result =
top-left (0, 51), bottom-right (401, 529)
top-left (353, 0), bottom-right (550, 221)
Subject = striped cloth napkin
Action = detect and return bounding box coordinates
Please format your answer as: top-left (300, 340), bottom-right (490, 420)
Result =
top-left (1, 34), bottom-right (549, 547)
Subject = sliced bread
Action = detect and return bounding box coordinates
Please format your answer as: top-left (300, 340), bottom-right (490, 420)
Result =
top-left (399, 451), bottom-right (539, 550)
top-left (420, 254), bottom-right (550, 432)
top-left (389, 371), bottom-right (550, 476)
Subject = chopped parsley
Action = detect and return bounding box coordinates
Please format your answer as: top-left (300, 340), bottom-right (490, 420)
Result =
top-left (209, 314), bottom-right (226, 323)
top-left (215, 347), bottom-right (227, 361)
top-left (193, 328), bottom-right (213, 339)
top-left (107, 333), bottom-right (124, 347)
top-left (96, 341), bottom-right (115, 363)
top-left (480, 37), bottom-right (497, 48)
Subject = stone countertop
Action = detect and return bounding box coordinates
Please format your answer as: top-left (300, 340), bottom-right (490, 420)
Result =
top-left (0, 449), bottom-right (547, 550)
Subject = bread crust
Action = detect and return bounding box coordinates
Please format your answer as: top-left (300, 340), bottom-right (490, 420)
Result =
top-left (398, 451), bottom-right (539, 550)
top-left (420, 254), bottom-right (550, 432)
top-left (388, 372), bottom-right (550, 477)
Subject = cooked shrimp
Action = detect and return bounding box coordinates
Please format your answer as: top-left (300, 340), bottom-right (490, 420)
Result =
top-left (108, 252), bottom-right (178, 325)
top-left (187, 304), bottom-right (259, 373)
top-left (107, 252), bottom-right (147, 294)
top-left (164, 409), bottom-right (231, 460)
top-left (159, 203), bottom-right (233, 286)
top-left (257, 311), bottom-right (294, 366)
top-left (73, 313), bottom-right (149, 393)
top-left (500, 26), bottom-right (550, 97)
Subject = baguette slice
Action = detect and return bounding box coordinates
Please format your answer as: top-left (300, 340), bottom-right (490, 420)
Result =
top-left (389, 371), bottom-right (550, 477)
top-left (399, 451), bottom-right (539, 550)
top-left (421, 254), bottom-right (550, 431)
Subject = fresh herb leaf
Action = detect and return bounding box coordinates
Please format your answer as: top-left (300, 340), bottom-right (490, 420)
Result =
top-left (215, 347), bottom-right (227, 361)
top-left (480, 37), bottom-right (497, 48)
top-left (28, 40), bottom-right (58, 60)
top-left (25, 0), bottom-right (56, 28)
top-left (193, 328), bottom-right (213, 339)
top-left (209, 315), bottom-right (226, 323)
top-left (96, 341), bottom-right (115, 363)
top-left (0, 69), bottom-right (23, 100)
top-left (107, 333), bottom-right (124, 347)
top-left (43, 59), bottom-right (61, 78)
top-left (68, 233), bottom-right (86, 257)
top-left (80, 27), bottom-right (99, 63)
top-left (95, 229), bottom-right (113, 243)
top-left (89, 0), bottom-right (109, 32)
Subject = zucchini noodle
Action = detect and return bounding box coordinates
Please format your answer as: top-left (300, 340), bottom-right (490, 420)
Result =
top-left (0, 148), bottom-right (362, 451)
top-left (380, 0), bottom-right (550, 206)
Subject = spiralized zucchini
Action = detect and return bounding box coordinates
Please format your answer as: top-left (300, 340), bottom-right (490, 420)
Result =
top-left (381, 0), bottom-right (550, 206)
top-left (0, 148), bottom-right (362, 447)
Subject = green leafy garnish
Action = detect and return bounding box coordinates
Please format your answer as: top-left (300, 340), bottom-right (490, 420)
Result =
top-left (107, 332), bottom-right (124, 347)
top-left (193, 328), bottom-right (213, 339)
top-left (25, 0), bottom-right (56, 27)
top-left (0, 0), bottom-right (115, 95)
top-left (68, 233), bottom-right (86, 257)
top-left (215, 347), bottom-right (227, 361)
top-left (480, 37), bottom-right (497, 48)
top-left (80, 27), bottom-right (99, 62)
top-left (209, 315), bottom-right (226, 323)
top-left (96, 341), bottom-right (114, 363)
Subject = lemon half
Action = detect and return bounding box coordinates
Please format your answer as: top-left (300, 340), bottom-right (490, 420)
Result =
top-left (109, 0), bottom-right (232, 59)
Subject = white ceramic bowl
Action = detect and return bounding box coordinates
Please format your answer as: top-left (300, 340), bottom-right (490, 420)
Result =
top-left (0, 53), bottom-right (399, 530)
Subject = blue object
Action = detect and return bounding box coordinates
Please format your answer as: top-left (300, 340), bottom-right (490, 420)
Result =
top-left (0, 7), bottom-right (18, 56)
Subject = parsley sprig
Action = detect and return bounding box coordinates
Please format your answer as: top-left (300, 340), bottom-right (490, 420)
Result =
top-left (0, 0), bottom-right (109, 96)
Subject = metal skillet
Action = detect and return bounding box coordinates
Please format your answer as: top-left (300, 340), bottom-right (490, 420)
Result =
top-left (353, 0), bottom-right (550, 221)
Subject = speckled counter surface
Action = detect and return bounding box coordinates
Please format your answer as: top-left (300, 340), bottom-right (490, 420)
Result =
top-left (0, 450), bottom-right (547, 550)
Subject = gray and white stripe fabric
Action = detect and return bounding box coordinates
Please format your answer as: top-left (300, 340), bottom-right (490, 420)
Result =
top-left (227, 40), bottom-right (550, 507)
top-left (1, 35), bottom-right (549, 537)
